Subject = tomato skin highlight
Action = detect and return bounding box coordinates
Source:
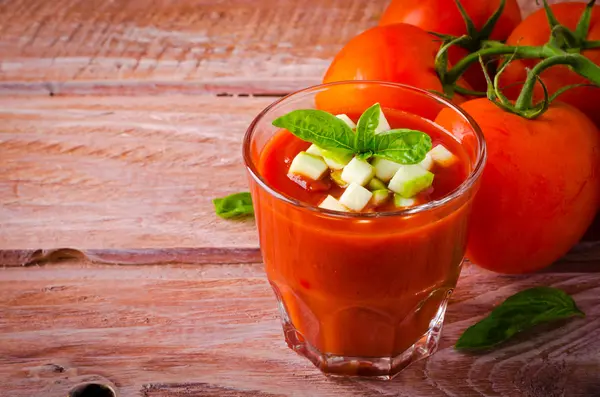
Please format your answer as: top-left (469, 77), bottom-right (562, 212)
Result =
top-left (321, 24), bottom-right (468, 117)
top-left (324, 24), bottom-right (443, 91)
top-left (500, 3), bottom-right (600, 126)
top-left (379, 0), bottom-right (522, 91)
top-left (436, 99), bottom-right (600, 274)
top-left (379, 0), bottom-right (522, 38)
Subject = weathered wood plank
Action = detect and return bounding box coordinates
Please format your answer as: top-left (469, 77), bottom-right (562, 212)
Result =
top-left (0, 0), bottom-right (387, 94)
top-left (0, 242), bottom-right (597, 269)
top-left (0, 95), bottom-right (267, 250)
top-left (0, 0), bottom-right (582, 95)
top-left (1, 261), bottom-right (599, 396)
top-left (2, 95), bottom-right (599, 259)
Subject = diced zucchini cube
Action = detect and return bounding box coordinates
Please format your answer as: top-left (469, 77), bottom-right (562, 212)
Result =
top-left (419, 153), bottom-right (434, 171)
top-left (341, 157), bottom-right (375, 186)
top-left (372, 189), bottom-right (390, 206)
top-left (336, 114), bottom-right (357, 129)
top-left (372, 157), bottom-right (402, 182)
top-left (306, 145), bottom-right (352, 170)
top-left (388, 165), bottom-right (434, 198)
top-left (367, 177), bottom-right (387, 191)
top-left (430, 144), bottom-right (456, 167)
top-left (339, 183), bottom-right (373, 211)
top-left (330, 170), bottom-right (348, 188)
top-left (394, 194), bottom-right (417, 208)
top-left (306, 144), bottom-right (323, 157)
top-left (374, 108), bottom-right (391, 134)
top-left (288, 151), bottom-right (329, 180)
top-left (323, 150), bottom-right (353, 170)
top-left (319, 195), bottom-right (349, 212)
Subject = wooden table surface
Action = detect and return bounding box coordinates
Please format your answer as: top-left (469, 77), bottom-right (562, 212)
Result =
top-left (1, 0), bottom-right (599, 396)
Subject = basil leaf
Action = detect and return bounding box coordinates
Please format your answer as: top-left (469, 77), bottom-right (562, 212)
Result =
top-left (456, 287), bottom-right (585, 351)
top-left (371, 129), bottom-right (432, 164)
top-left (272, 109), bottom-right (355, 153)
top-left (355, 103), bottom-right (381, 152)
top-left (213, 192), bottom-right (254, 219)
top-left (356, 151), bottom-right (373, 161)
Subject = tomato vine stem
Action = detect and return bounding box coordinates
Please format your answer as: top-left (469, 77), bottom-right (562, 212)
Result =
top-left (438, 0), bottom-right (599, 98)
top-left (515, 54), bottom-right (600, 112)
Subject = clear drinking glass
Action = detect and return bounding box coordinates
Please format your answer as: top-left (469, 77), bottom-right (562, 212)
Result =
top-left (243, 81), bottom-right (486, 379)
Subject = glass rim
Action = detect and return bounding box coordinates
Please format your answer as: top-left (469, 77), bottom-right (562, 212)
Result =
top-left (242, 80), bottom-right (487, 219)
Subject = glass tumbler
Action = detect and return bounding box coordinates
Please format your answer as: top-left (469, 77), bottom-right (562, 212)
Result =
top-left (243, 81), bottom-right (486, 379)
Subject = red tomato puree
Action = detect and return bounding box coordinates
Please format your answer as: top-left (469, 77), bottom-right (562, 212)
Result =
top-left (251, 108), bottom-right (473, 362)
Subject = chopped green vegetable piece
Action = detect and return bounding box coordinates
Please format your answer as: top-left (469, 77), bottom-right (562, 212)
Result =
top-left (372, 157), bottom-right (402, 182)
top-left (371, 189), bottom-right (390, 206)
top-left (306, 144), bottom-right (322, 157)
top-left (339, 182), bottom-right (373, 211)
top-left (419, 153), bottom-right (434, 171)
top-left (456, 287), bottom-right (585, 351)
top-left (429, 144), bottom-right (456, 167)
top-left (330, 170), bottom-right (348, 188)
top-left (213, 192), bottom-right (254, 219)
top-left (388, 165), bottom-right (434, 198)
top-left (394, 194), bottom-right (416, 208)
top-left (319, 195), bottom-right (348, 212)
top-left (289, 151), bottom-right (328, 180)
top-left (367, 177), bottom-right (387, 191)
top-left (341, 157), bottom-right (375, 186)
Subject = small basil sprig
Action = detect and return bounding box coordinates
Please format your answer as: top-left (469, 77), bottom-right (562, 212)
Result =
top-left (456, 287), bottom-right (585, 351)
top-left (213, 192), bottom-right (254, 219)
top-left (272, 103), bottom-right (432, 164)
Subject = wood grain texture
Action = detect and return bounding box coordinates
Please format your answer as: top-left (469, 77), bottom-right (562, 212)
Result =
top-left (1, 261), bottom-right (599, 397)
top-left (0, 0), bottom-right (387, 95)
top-left (0, 0), bottom-right (582, 95)
top-left (0, 95), bottom-right (267, 250)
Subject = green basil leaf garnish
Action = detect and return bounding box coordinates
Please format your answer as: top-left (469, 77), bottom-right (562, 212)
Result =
top-left (272, 103), bottom-right (431, 165)
top-left (355, 103), bottom-right (380, 152)
top-left (456, 287), bottom-right (585, 351)
top-left (372, 129), bottom-right (432, 164)
top-left (272, 109), bottom-right (355, 153)
top-left (213, 192), bottom-right (254, 219)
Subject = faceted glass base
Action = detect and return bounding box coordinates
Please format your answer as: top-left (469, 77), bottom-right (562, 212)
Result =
top-left (277, 293), bottom-right (449, 380)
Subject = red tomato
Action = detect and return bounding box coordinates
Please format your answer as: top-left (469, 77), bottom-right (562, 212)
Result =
top-left (436, 99), bottom-right (600, 274)
top-left (500, 3), bottom-right (600, 125)
top-left (320, 24), bottom-right (469, 119)
top-left (379, 0), bottom-right (522, 91)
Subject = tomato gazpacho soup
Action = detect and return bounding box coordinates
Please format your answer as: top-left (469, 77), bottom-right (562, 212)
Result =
top-left (244, 82), bottom-right (485, 379)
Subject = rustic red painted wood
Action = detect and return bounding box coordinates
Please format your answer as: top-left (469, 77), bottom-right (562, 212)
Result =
top-left (0, 95), bottom-right (267, 250)
top-left (1, 261), bottom-right (600, 397)
top-left (0, 0), bottom-right (584, 95)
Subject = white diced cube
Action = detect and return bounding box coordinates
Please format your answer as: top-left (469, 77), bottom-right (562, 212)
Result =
top-left (394, 195), bottom-right (417, 208)
top-left (429, 144), bottom-right (456, 167)
top-left (339, 183), bottom-right (373, 211)
top-left (319, 195), bottom-right (349, 212)
top-left (288, 152), bottom-right (328, 180)
top-left (419, 153), bottom-right (434, 171)
top-left (336, 114), bottom-right (357, 129)
top-left (372, 157), bottom-right (402, 182)
top-left (341, 157), bottom-right (375, 186)
top-left (306, 144), bottom-right (323, 157)
top-left (374, 108), bottom-right (391, 134)
top-left (388, 165), bottom-right (434, 198)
